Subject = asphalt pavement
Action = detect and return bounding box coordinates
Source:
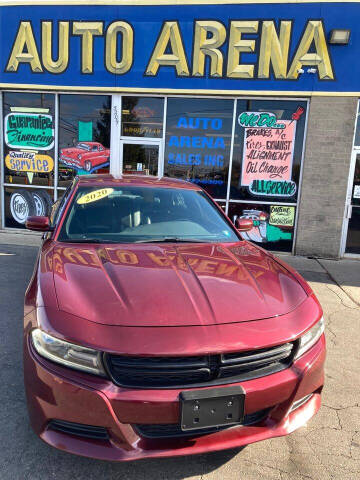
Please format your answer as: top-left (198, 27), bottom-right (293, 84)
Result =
top-left (0, 242), bottom-right (359, 480)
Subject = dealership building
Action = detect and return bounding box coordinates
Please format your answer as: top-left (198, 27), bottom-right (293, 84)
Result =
top-left (0, 0), bottom-right (359, 258)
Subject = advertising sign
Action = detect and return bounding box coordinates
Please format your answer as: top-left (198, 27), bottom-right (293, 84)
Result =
top-left (240, 113), bottom-right (296, 189)
top-left (0, 3), bottom-right (359, 93)
top-left (5, 151), bottom-right (54, 173)
top-left (269, 205), bottom-right (296, 227)
top-left (4, 113), bottom-right (54, 150)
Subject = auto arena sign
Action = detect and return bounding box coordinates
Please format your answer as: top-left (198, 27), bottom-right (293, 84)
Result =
top-left (0, 1), bottom-right (359, 93)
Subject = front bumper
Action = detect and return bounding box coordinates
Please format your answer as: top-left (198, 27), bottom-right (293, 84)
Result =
top-left (24, 333), bottom-right (325, 462)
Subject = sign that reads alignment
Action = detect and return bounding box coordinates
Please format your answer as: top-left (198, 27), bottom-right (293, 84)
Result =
top-left (240, 112), bottom-right (296, 191)
top-left (4, 113), bottom-right (54, 150)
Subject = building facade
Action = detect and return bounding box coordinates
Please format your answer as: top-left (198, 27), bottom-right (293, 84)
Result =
top-left (0, 0), bottom-right (359, 258)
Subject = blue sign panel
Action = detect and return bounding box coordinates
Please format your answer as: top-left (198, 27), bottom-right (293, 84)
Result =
top-left (0, 1), bottom-right (358, 93)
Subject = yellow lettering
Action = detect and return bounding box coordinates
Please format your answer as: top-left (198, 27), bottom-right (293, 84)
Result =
top-left (287, 20), bottom-right (334, 80)
top-left (195, 260), bottom-right (218, 274)
top-left (145, 21), bottom-right (189, 76)
top-left (42, 21), bottom-right (69, 74)
top-left (192, 20), bottom-right (226, 77)
top-left (105, 21), bottom-right (133, 74)
top-left (6, 21), bottom-right (43, 72)
top-left (258, 21), bottom-right (292, 79)
top-left (147, 252), bottom-right (171, 267)
top-left (72, 21), bottom-right (103, 74)
top-left (115, 250), bottom-right (139, 265)
top-left (227, 21), bottom-right (258, 78)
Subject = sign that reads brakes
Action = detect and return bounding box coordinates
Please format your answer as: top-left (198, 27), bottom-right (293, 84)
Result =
top-left (4, 113), bottom-right (54, 150)
top-left (239, 112), bottom-right (296, 196)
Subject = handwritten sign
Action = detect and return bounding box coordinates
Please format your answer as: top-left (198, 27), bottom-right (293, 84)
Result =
top-left (269, 205), bottom-right (295, 227)
top-left (241, 118), bottom-right (296, 188)
top-left (249, 179), bottom-right (296, 197)
top-left (5, 151), bottom-right (54, 173)
top-left (5, 113), bottom-right (54, 150)
top-left (77, 188), bottom-right (114, 205)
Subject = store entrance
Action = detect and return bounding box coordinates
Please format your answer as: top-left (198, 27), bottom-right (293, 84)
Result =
top-left (120, 139), bottom-right (162, 176)
top-left (344, 152), bottom-right (360, 254)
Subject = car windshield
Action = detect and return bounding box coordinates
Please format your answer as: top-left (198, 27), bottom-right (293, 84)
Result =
top-left (57, 185), bottom-right (240, 244)
top-left (77, 143), bottom-right (91, 150)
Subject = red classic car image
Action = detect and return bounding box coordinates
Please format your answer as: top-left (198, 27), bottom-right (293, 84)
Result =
top-left (24, 175), bottom-right (325, 462)
top-left (59, 141), bottom-right (110, 172)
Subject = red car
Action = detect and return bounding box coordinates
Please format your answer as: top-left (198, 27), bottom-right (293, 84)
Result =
top-left (24, 175), bottom-right (325, 462)
top-left (59, 141), bottom-right (110, 172)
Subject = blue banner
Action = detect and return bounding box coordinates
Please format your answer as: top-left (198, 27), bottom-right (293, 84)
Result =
top-left (0, 1), bottom-right (358, 93)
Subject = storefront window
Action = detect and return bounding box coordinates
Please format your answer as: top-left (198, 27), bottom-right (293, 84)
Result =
top-left (228, 202), bottom-right (296, 253)
top-left (58, 94), bottom-right (111, 187)
top-left (2, 92), bottom-right (55, 228)
top-left (121, 97), bottom-right (164, 138)
top-left (164, 97), bottom-right (234, 199)
top-left (230, 100), bottom-right (307, 203)
top-left (3, 92), bottom-right (55, 188)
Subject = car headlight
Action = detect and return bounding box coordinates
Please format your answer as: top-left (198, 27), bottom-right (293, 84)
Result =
top-left (295, 317), bottom-right (325, 359)
top-left (31, 328), bottom-right (106, 377)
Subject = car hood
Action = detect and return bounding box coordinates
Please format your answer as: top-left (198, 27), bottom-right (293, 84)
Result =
top-left (51, 242), bottom-right (307, 327)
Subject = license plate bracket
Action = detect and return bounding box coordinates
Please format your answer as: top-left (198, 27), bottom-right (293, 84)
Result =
top-left (180, 386), bottom-right (245, 431)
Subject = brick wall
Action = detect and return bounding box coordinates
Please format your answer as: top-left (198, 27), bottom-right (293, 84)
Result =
top-left (295, 96), bottom-right (358, 258)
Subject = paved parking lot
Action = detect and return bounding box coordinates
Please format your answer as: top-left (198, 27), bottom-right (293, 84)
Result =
top-left (0, 243), bottom-right (359, 480)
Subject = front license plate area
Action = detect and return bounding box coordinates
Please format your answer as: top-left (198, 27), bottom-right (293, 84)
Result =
top-left (180, 386), bottom-right (245, 431)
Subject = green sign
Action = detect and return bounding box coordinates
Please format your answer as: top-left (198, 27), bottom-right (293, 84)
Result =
top-left (78, 121), bottom-right (93, 142)
top-left (5, 112), bottom-right (54, 150)
top-left (238, 111), bottom-right (286, 129)
top-left (250, 180), bottom-right (297, 197)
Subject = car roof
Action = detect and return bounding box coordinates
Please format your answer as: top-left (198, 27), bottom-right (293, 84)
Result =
top-left (76, 174), bottom-right (202, 190)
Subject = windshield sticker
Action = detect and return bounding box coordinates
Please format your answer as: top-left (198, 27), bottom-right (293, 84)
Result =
top-left (77, 188), bottom-right (114, 205)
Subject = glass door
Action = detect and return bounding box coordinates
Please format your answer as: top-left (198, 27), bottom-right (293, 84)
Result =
top-left (120, 139), bottom-right (162, 176)
top-left (344, 152), bottom-right (360, 254)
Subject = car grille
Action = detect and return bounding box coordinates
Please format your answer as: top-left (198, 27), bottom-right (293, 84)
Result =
top-left (134, 408), bottom-right (271, 439)
top-left (48, 420), bottom-right (109, 440)
top-left (104, 342), bottom-right (295, 389)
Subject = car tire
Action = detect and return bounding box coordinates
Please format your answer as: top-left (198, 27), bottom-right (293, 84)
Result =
top-left (32, 190), bottom-right (53, 216)
top-left (9, 190), bottom-right (37, 225)
top-left (84, 161), bottom-right (92, 172)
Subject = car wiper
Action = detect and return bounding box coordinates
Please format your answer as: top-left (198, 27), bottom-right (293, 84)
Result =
top-left (66, 238), bottom-right (118, 244)
top-left (135, 237), bottom-right (209, 243)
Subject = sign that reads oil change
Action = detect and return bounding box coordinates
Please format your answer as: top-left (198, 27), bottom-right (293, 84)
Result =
top-left (269, 205), bottom-right (296, 227)
top-left (5, 151), bottom-right (54, 172)
top-left (5, 113), bottom-right (54, 150)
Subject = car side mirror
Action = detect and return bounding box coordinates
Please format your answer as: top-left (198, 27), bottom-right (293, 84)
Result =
top-left (25, 216), bottom-right (54, 232)
top-left (235, 218), bottom-right (253, 232)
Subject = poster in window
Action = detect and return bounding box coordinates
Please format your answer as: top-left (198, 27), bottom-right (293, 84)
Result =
top-left (228, 203), bottom-right (295, 253)
top-left (58, 95), bottom-right (111, 184)
top-left (239, 112), bottom-right (297, 198)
